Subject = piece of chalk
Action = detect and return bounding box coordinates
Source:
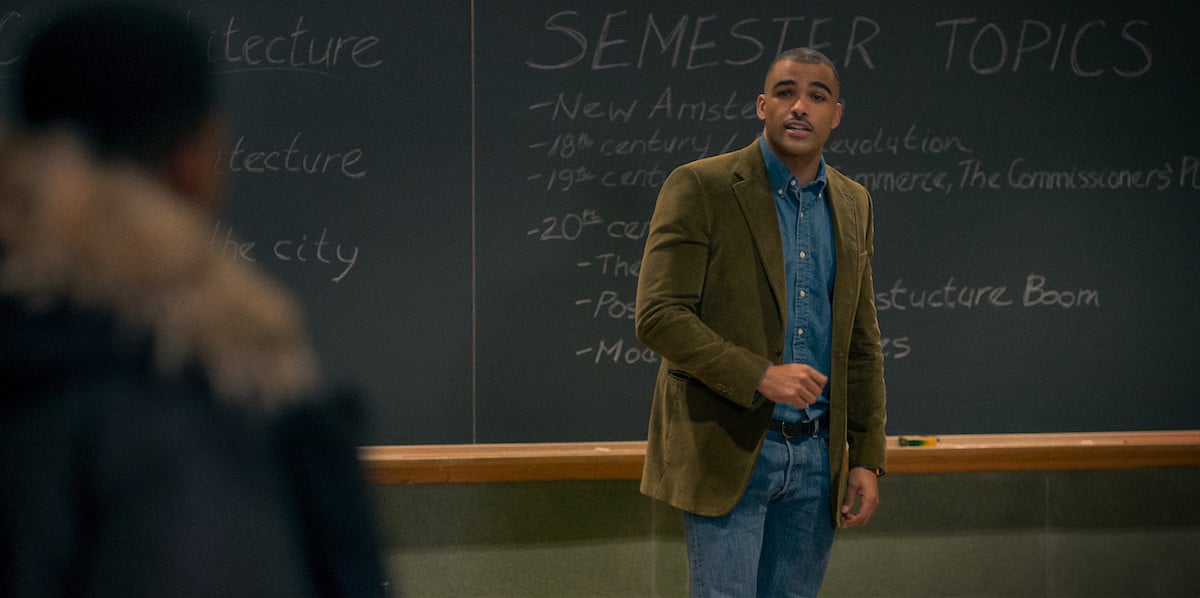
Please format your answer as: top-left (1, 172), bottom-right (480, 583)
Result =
top-left (898, 436), bottom-right (939, 446)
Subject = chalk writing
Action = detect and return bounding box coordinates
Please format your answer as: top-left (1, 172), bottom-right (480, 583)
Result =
top-left (598, 130), bottom-right (731, 160)
top-left (576, 335), bottom-right (911, 365)
top-left (527, 166), bottom-right (596, 192)
top-left (530, 131), bottom-right (597, 159)
top-left (207, 16), bottom-right (383, 73)
top-left (525, 11), bottom-right (881, 71)
top-left (826, 125), bottom-right (975, 157)
top-left (528, 87), bottom-right (757, 123)
top-left (880, 336), bottom-right (912, 359)
top-left (646, 86), bottom-right (758, 121)
top-left (848, 168), bottom-right (955, 194)
top-left (527, 164), bottom-right (670, 191)
top-left (575, 337), bottom-right (660, 365)
top-left (877, 277), bottom-right (1013, 311)
top-left (958, 158), bottom-right (1176, 191)
top-left (530, 92), bottom-right (638, 122)
top-left (1022, 274), bottom-right (1099, 308)
top-left (935, 17), bottom-right (1151, 77)
top-left (600, 164), bottom-right (668, 189)
top-left (526, 210), bottom-right (602, 241)
top-left (1181, 156), bottom-right (1200, 189)
top-left (527, 128), bottom-right (743, 188)
top-left (577, 253), bottom-right (642, 278)
top-left (504, 6), bottom-right (1168, 377)
top-left (0, 11), bottom-right (21, 67)
top-left (844, 155), bottom-right (1198, 195)
top-left (876, 275), bottom-right (1099, 311)
top-left (526, 210), bottom-right (651, 242)
top-left (576, 290), bottom-right (637, 319)
top-left (211, 220), bottom-right (359, 283)
top-left (221, 132), bottom-right (366, 178)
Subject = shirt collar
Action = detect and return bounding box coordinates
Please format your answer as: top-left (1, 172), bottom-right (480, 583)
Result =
top-left (759, 136), bottom-right (828, 198)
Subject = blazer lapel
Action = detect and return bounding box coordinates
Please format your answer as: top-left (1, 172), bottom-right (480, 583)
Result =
top-left (825, 175), bottom-right (862, 308)
top-left (730, 142), bottom-right (787, 325)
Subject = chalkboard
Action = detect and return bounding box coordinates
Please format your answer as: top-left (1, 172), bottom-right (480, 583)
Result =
top-left (3, 0), bottom-right (1198, 444)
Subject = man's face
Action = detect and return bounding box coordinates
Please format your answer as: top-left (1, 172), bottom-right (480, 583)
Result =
top-left (756, 59), bottom-right (843, 173)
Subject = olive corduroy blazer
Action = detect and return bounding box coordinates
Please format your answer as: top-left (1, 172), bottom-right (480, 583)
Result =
top-left (634, 140), bottom-right (888, 525)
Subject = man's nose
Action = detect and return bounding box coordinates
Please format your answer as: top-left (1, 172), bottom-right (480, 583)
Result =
top-left (790, 98), bottom-right (807, 116)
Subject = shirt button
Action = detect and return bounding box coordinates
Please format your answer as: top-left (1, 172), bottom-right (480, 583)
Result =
top-left (799, 251), bottom-right (807, 259)
top-left (800, 290), bottom-right (807, 298)
top-left (797, 328), bottom-right (804, 336)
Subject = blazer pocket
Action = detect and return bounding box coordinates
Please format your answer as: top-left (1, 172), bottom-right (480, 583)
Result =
top-left (668, 369), bottom-right (694, 383)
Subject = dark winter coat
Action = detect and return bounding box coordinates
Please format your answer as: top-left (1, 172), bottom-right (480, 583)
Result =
top-left (0, 132), bottom-right (388, 597)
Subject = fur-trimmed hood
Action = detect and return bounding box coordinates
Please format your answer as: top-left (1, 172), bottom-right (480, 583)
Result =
top-left (0, 131), bottom-right (320, 410)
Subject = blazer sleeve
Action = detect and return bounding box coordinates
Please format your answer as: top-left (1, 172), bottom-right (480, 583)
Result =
top-left (635, 164), bottom-right (774, 410)
top-left (844, 190), bottom-right (888, 472)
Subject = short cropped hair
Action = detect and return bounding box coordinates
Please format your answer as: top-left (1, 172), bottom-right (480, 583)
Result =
top-left (768, 48), bottom-right (842, 102)
top-left (17, 2), bottom-right (216, 165)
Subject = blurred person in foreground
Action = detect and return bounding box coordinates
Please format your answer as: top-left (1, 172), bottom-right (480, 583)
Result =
top-left (0, 3), bottom-right (387, 596)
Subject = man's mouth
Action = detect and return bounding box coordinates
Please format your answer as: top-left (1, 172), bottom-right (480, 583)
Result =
top-left (785, 120), bottom-right (811, 135)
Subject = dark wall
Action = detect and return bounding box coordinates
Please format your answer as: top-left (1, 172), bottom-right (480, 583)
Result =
top-left (372, 468), bottom-right (1200, 596)
top-left (3, 1), bottom-right (1197, 444)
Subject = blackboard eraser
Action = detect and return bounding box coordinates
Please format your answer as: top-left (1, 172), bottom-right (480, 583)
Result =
top-left (898, 435), bottom-right (939, 447)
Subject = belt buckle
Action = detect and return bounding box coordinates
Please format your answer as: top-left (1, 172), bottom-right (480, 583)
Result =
top-left (781, 422), bottom-right (799, 439)
top-left (791, 418), bottom-right (820, 439)
top-left (773, 418), bottom-right (820, 439)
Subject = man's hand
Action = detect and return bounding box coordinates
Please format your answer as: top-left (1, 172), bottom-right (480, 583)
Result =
top-left (756, 363), bottom-right (827, 408)
top-left (840, 467), bottom-right (880, 528)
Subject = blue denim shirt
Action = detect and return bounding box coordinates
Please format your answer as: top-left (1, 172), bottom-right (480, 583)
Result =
top-left (759, 137), bottom-right (835, 424)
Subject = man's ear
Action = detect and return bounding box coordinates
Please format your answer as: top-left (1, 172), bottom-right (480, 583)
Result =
top-left (163, 114), bottom-right (227, 214)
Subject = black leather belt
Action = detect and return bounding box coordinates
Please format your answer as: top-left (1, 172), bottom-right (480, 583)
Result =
top-left (769, 417), bottom-right (828, 439)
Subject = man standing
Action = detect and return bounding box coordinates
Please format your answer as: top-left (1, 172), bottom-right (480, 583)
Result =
top-left (635, 48), bottom-right (887, 597)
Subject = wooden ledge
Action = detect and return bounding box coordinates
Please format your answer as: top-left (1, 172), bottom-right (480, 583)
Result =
top-left (361, 441), bottom-right (646, 484)
top-left (359, 431), bottom-right (1200, 484)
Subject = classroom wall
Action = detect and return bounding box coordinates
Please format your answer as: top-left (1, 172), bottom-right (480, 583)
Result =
top-left (371, 467), bottom-right (1200, 597)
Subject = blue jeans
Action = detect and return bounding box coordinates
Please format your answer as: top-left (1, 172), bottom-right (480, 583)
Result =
top-left (683, 429), bottom-right (834, 598)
